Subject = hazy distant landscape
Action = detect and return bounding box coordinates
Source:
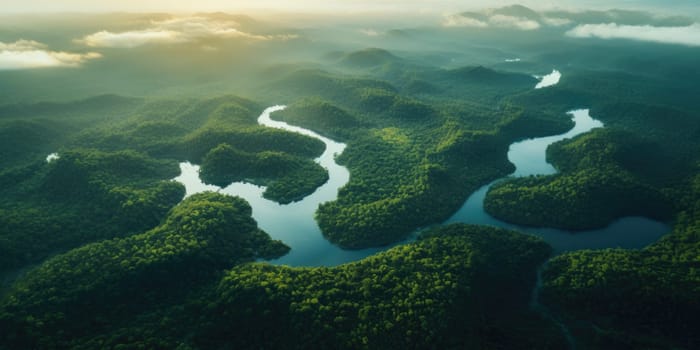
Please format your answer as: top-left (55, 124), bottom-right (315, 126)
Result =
top-left (1, 1), bottom-right (699, 349)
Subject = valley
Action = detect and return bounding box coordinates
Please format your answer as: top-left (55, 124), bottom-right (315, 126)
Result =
top-left (1, 4), bottom-right (699, 349)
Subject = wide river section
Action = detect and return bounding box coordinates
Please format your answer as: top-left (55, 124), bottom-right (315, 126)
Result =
top-left (174, 95), bottom-right (668, 266)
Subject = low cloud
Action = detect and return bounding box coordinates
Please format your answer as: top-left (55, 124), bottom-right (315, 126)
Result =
top-left (0, 40), bottom-right (101, 70)
top-left (542, 17), bottom-right (572, 27)
top-left (79, 30), bottom-right (183, 48)
top-left (443, 5), bottom-right (696, 33)
top-left (77, 16), bottom-right (297, 48)
top-left (443, 14), bottom-right (539, 30)
top-left (443, 16), bottom-right (488, 28)
top-left (566, 23), bottom-right (700, 47)
top-left (359, 29), bottom-right (381, 37)
top-left (489, 15), bottom-right (540, 31)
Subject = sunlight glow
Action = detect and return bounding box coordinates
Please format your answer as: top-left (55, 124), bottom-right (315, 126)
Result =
top-left (0, 40), bottom-right (101, 70)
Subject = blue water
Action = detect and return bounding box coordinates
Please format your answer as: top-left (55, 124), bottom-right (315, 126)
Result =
top-left (174, 106), bottom-right (398, 266)
top-left (174, 107), bottom-right (669, 265)
top-left (446, 109), bottom-right (668, 253)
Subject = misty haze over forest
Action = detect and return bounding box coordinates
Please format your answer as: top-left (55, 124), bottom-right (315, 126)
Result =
top-left (1, 2), bottom-right (699, 349)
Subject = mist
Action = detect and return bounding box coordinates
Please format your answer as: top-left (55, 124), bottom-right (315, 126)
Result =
top-left (3, 0), bottom-right (699, 16)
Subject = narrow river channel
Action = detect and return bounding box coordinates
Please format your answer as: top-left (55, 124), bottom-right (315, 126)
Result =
top-left (173, 73), bottom-right (668, 266)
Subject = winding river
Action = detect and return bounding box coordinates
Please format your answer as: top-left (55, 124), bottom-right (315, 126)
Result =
top-left (445, 109), bottom-right (669, 253)
top-left (174, 77), bottom-right (669, 266)
top-left (175, 106), bottom-right (397, 266)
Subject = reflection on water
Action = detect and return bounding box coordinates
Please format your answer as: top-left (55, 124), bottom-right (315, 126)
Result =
top-left (174, 106), bottom-right (394, 266)
top-left (174, 106), bottom-right (669, 266)
top-left (446, 109), bottom-right (668, 253)
top-left (508, 109), bottom-right (603, 177)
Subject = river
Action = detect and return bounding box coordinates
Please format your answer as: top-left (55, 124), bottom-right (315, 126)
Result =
top-left (173, 77), bottom-right (668, 266)
top-left (174, 106), bottom-right (397, 266)
top-left (445, 109), bottom-right (669, 253)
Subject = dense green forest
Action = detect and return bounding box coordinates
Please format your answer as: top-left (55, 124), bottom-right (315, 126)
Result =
top-left (485, 129), bottom-right (675, 229)
top-left (272, 66), bottom-right (571, 248)
top-left (0, 95), bottom-right (330, 273)
top-left (477, 47), bottom-right (700, 349)
top-left (1, 224), bottom-right (565, 349)
top-left (0, 192), bottom-right (289, 348)
top-left (0, 148), bottom-right (184, 273)
top-left (2, 6), bottom-right (700, 349)
top-left (540, 181), bottom-right (700, 348)
top-left (200, 143), bottom-right (329, 203)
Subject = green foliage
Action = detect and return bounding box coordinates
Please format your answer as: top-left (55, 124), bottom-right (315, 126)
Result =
top-left (0, 192), bottom-right (289, 349)
top-left (540, 200), bottom-right (700, 348)
top-left (496, 72), bottom-right (700, 348)
top-left (0, 94), bottom-right (141, 119)
top-left (0, 224), bottom-right (563, 349)
top-left (260, 66), bottom-right (557, 248)
top-left (264, 45), bottom-right (700, 349)
top-left (200, 143), bottom-right (329, 203)
top-left (74, 95), bottom-right (324, 164)
top-left (0, 92), bottom-right (332, 271)
top-left (485, 129), bottom-right (675, 229)
top-left (485, 170), bottom-right (672, 229)
top-left (198, 225), bottom-right (555, 349)
top-left (314, 120), bottom-right (518, 248)
top-left (1, 17), bottom-right (699, 348)
top-left (401, 79), bottom-right (441, 95)
top-left (272, 69), bottom-right (398, 104)
top-left (0, 149), bottom-right (184, 273)
top-left (470, 70), bottom-right (700, 350)
top-left (178, 126), bottom-right (325, 163)
top-left (339, 48), bottom-right (399, 68)
top-left (423, 66), bottom-right (538, 103)
top-left (0, 120), bottom-right (61, 168)
top-left (447, 65), bottom-right (537, 85)
top-left (496, 106), bottom-right (574, 140)
top-left (44, 149), bottom-right (178, 192)
top-left (277, 97), bottom-right (362, 139)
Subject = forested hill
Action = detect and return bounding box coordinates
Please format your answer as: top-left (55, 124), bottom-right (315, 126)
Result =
top-left (0, 224), bottom-right (565, 349)
top-left (1, 7), bottom-right (700, 348)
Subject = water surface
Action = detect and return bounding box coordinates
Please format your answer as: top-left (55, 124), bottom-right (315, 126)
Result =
top-left (174, 104), bottom-right (669, 265)
top-left (174, 106), bottom-right (393, 266)
top-left (446, 109), bottom-right (668, 253)
top-left (508, 109), bottom-right (602, 177)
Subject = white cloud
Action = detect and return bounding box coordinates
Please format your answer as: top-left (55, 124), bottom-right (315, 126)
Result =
top-left (542, 17), bottom-right (573, 27)
top-left (79, 30), bottom-right (183, 48)
top-left (489, 15), bottom-right (540, 30)
top-left (566, 23), bottom-right (700, 47)
top-left (0, 40), bottom-right (101, 70)
top-left (76, 16), bottom-right (297, 48)
top-left (443, 14), bottom-right (539, 30)
top-left (359, 29), bottom-right (381, 36)
top-left (443, 15), bottom-right (488, 28)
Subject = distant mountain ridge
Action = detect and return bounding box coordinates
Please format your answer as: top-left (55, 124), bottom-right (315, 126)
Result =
top-left (447, 65), bottom-right (537, 85)
top-left (0, 94), bottom-right (142, 118)
top-left (451, 4), bottom-right (694, 28)
top-left (339, 48), bottom-right (400, 68)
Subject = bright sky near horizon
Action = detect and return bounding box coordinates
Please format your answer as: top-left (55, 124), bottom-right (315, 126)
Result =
top-left (2, 0), bottom-right (501, 13)
top-left (2, 0), bottom-right (695, 14)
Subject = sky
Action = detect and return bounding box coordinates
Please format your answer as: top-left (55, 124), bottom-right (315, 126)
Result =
top-left (2, 0), bottom-right (698, 14)
top-left (1, 0), bottom-right (699, 70)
